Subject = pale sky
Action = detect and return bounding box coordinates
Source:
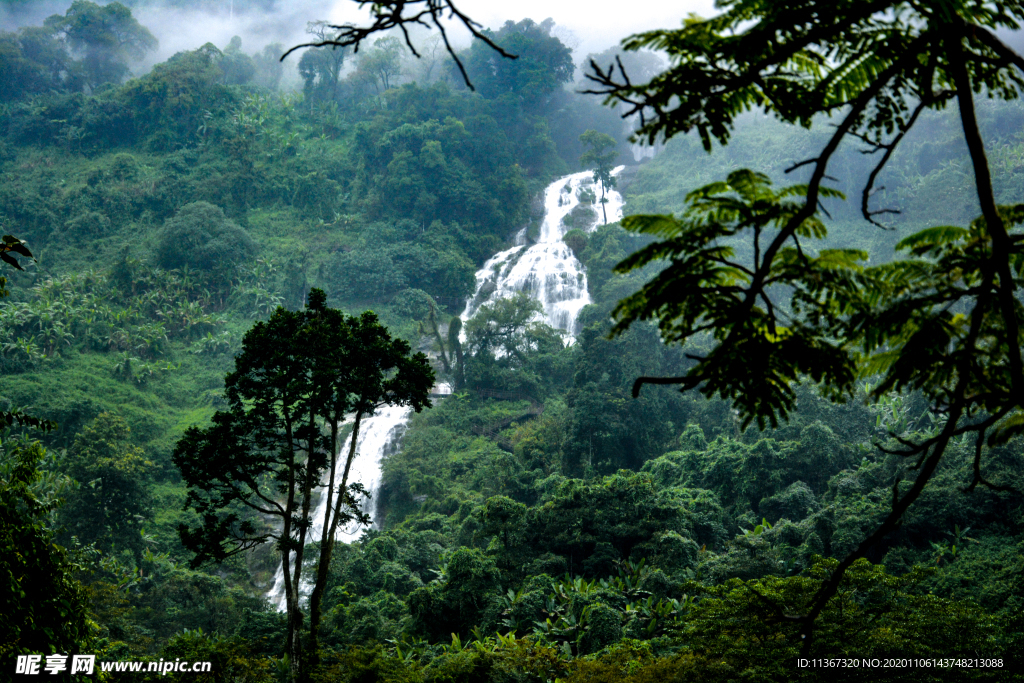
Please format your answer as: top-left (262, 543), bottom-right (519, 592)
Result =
top-left (325, 1), bottom-right (717, 61)
top-left (1, 1), bottom-right (717, 77)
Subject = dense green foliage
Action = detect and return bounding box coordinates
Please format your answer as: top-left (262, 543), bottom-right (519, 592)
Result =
top-left (460, 19), bottom-right (574, 106)
top-left (154, 201), bottom-right (256, 276)
top-left (58, 413), bottom-right (153, 559)
top-left (1, 2), bottom-right (1022, 681)
top-left (1, 438), bottom-right (92, 662)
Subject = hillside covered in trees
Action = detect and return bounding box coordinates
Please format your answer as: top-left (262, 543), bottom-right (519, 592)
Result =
top-left (2, 1), bottom-right (1023, 682)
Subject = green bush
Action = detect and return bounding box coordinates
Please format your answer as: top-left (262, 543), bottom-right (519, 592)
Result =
top-left (563, 228), bottom-right (588, 259)
top-left (65, 210), bottom-right (111, 239)
top-left (154, 201), bottom-right (256, 278)
top-left (390, 288), bottom-right (436, 320)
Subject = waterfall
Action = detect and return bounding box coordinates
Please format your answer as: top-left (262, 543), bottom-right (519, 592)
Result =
top-left (265, 405), bottom-right (411, 611)
top-left (461, 167), bottom-right (624, 338)
top-left (265, 168), bottom-right (624, 610)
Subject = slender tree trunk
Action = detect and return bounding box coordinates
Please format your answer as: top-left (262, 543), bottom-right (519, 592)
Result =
top-left (428, 308), bottom-right (451, 373)
top-left (281, 418), bottom-right (302, 683)
top-left (287, 601), bottom-right (302, 683)
top-left (799, 406), bottom-right (961, 652)
top-left (306, 410), bottom-right (365, 671)
top-left (600, 181), bottom-right (608, 225)
top-left (282, 540), bottom-right (301, 683)
top-left (948, 38), bottom-right (1024, 394)
top-left (287, 404), bottom-right (319, 679)
top-left (450, 319), bottom-right (464, 391)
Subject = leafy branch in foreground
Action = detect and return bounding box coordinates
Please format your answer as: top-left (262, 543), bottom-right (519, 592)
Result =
top-left (613, 170), bottom-right (857, 429)
top-left (597, 0), bottom-right (1024, 650)
top-left (0, 234), bottom-right (33, 275)
top-left (614, 169), bottom-right (1023, 647)
top-left (0, 235), bottom-right (54, 431)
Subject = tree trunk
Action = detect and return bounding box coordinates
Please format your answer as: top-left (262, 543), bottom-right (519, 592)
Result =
top-left (305, 410), bottom-right (365, 673)
top-left (287, 605), bottom-right (303, 683)
top-left (428, 307), bottom-right (451, 373)
top-left (801, 40), bottom-right (1019, 652)
top-left (453, 335), bottom-right (465, 391)
top-left (281, 418), bottom-right (302, 683)
top-left (948, 39), bottom-right (1024, 394)
top-left (600, 182), bottom-right (608, 224)
top-left (448, 317), bottom-right (464, 390)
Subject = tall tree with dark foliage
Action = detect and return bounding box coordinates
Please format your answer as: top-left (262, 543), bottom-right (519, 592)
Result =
top-left (174, 289), bottom-right (433, 681)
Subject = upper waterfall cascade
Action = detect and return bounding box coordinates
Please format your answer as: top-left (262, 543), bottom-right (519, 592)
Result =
top-left (461, 167), bottom-right (625, 339)
top-left (266, 169), bottom-right (624, 609)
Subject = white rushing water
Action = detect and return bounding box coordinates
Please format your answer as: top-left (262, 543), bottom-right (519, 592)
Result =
top-left (265, 405), bottom-right (411, 611)
top-left (461, 168), bottom-right (624, 338)
top-left (266, 169), bottom-right (624, 610)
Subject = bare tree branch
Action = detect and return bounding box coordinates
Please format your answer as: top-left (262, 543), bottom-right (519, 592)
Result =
top-left (279, 0), bottom-right (518, 91)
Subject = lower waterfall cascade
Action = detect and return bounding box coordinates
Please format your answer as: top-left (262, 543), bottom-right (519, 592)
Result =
top-left (265, 405), bottom-right (412, 611)
top-left (265, 168), bottom-right (624, 610)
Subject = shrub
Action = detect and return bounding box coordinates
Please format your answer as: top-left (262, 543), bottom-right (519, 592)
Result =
top-left (758, 481), bottom-right (818, 524)
top-left (65, 211), bottom-right (111, 239)
top-left (391, 288), bottom-right (436, 320)
top-left (326, 248), bottom-right (406, 302)
top-left (563, 228), bottom-right (588, 259)
top-left (154, 201), bottom-right (256, 278)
